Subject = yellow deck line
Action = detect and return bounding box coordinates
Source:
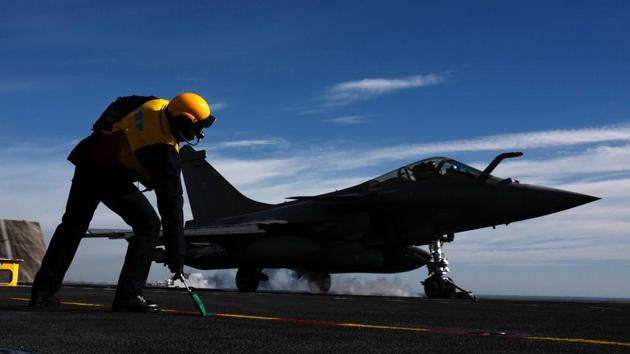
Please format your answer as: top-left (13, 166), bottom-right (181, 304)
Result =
top-left (12, 297), bottom-right (106, 308)
top-left (215, 313), bottom-right (280, 321)
top-left (9, 297), bottom-right (630, 347)
top-left (159, 309), bottom-right (178, 313)
top-left (340, 323), bottom-right (430, 332)
top-left (60, 301), bottom-right (105, 308)
top-left (526, 336), bottom-right (630, 347)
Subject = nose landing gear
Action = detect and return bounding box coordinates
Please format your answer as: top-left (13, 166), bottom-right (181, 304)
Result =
top-left (421, 238), bottom-right (475, 300)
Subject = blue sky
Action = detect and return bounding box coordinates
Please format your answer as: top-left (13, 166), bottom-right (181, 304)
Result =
top-left (1, 1), bottom-right (630, 297)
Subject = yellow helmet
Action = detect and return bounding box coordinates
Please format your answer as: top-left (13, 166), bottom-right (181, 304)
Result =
top-left (167, 92), bottom-right (212, 123)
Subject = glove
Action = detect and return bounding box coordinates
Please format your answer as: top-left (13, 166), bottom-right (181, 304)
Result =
top-left (167, 256), bottom-right (185, 275)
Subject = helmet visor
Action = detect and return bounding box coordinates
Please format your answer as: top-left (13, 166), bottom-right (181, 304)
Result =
top-left (197, 115), bottom-right (216, 128)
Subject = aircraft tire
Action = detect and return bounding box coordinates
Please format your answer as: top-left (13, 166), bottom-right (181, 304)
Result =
top-left (423, 277), bottom-right (443, 298)
top-left (307, 273), bottom-right (331, 294)
top-left (440, 281), bottom-right (456, 298)
top-left (236, 267), bottom-right (260, 292)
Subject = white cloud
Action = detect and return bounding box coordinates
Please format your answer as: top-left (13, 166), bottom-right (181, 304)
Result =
top-left (208, 157), bottom-right (303, 186)
top-left (5, 125), bottom-right (630, 236)
top-left (206, 138), bottom-right (288, 150)
top-left (0, 76), bottom-right (74, 95)
top-left (242, 176), bottom-right (370, 204)
top-left (316, 125), bottom-right (630, 171)
top-left (0, 159), bottom-right (71, 230)
top-left (4, 125), bottom-right (630, 296)
top-left (0, 80), bottom-right (49, 94)
top-left (322, 73), bottom-right (445, 107)
top-left (478, 145), bottom-right (630, 185)
top-left (444, 174), bottom-right (630, 266)
top-left (211, 102), bottom-right (228, 112)
top-left (324, 115), bottom-right (369, 125)
top-left (187, 126), bottom-right (630, 274)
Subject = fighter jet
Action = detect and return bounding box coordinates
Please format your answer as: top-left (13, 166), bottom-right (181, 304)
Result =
top-left (90, 147), bottom-right (598, 298)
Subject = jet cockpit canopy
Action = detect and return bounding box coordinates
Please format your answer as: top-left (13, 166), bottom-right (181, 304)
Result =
top-left (374, 157), bottom-right (482, 183)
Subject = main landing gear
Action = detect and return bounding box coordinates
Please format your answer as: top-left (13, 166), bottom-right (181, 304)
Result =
top-left (306, 272), bottom-right (331, 294)
top-left (421, 237), bottom-right (475, 300)
top-left (235, 268), bottom-right (332, 294)
top-left (236, 267), bottom-right (268, 292)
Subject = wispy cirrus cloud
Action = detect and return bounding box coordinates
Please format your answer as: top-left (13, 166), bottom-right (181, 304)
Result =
top-left (324, 115), bottom-right (369, 125)
top-left (196, 125), bottom-right (630, 202)
top-left (321, 73), bottom-right (446, 107)
top-left (5, 125), bottom-right (630, 230)
top-left (0, 81), bottom-right (42, 95)
top-left (206, 138), bottom-right (288, 150)
top-left (322, 125), bottom-right (630, 170)
top-left (207, 157), bottom-right (302, 185)
top-left (211, 102), bottom-right (228, 111)
top-left (0, 75), bottom-right (78, 95)
top-left (4, 124), bottom-right (630, 295)
top-left (479, 145), bottom-right (630, 185)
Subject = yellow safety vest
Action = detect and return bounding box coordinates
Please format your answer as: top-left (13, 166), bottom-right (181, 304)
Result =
top-left (112, 99), bottom-right (179, 184)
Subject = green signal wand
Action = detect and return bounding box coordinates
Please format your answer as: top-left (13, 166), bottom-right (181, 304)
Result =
top-left (176, 273), bottom-right (209, 316)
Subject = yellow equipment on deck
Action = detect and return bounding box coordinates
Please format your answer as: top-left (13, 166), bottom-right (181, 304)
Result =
top-left (0, 258), bottom-right (23, 287)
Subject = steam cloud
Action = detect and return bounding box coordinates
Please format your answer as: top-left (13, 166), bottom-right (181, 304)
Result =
top-left (172, 271), bottom-right (236, 289)
top-left (332, 275), bottom-right (415, 297)
top-left (173, 270), bottom-right (416, 297)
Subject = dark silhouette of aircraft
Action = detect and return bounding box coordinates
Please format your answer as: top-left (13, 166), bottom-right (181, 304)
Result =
top-left (90, 146), bottom-right (598, 298)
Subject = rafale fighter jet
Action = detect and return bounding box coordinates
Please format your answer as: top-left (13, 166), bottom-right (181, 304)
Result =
top-left (90, 146), bottom-right (598, 298)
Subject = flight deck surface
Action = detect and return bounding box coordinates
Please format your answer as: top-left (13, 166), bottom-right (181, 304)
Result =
top-left (1, 286), bottom-right (629, 353)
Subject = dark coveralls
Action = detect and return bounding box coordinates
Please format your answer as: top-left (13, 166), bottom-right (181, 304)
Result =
top-left (31, 96), bottom-right (185, 301)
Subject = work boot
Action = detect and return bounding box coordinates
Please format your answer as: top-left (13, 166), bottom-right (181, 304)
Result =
top-left (112, 295), bottom-right (160, 313)
top-left (29, 294), bottom-right (61, 308)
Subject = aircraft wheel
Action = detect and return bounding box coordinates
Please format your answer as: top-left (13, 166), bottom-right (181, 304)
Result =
top-left (307, 273), bottom-right (331, 294)
top-left (236, 267), bottom-right (260, 292)
top-left (423, 277), bottom-right (443, 298)
top-left (440, 281), bottom-right (456, 298)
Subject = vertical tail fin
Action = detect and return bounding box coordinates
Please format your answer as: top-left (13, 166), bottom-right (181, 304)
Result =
top-left (180, 145), bottom-right (268, 226)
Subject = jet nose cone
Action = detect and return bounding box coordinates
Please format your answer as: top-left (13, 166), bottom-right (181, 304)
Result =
top-left (546, 190), bottom-right (600, 211)
top-left (516, 186), bottom-right (599, 219)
